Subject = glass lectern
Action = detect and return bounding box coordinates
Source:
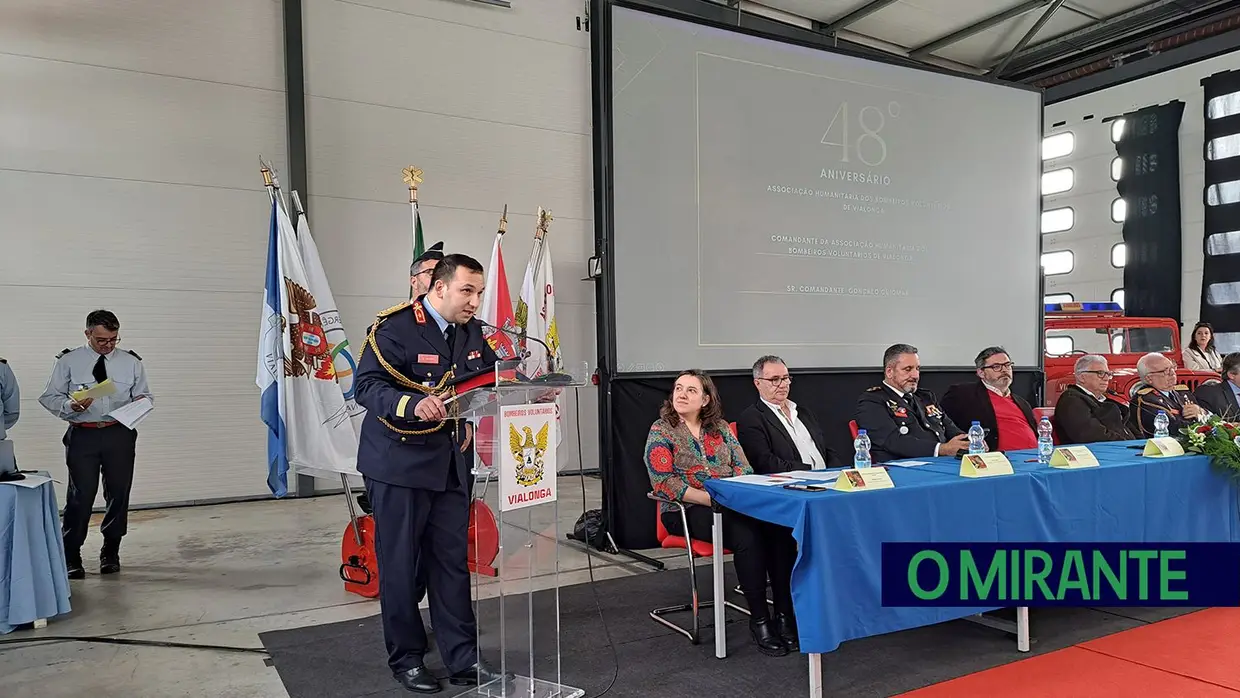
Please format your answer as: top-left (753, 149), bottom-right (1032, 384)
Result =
top-left (451, 359), bottom-right (589, 698)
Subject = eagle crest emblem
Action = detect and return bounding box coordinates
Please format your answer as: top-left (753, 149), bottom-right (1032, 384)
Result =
top-left (284, 278), bottom-right (336, 381)
top-left (509, 422), bottom-right (550, 487)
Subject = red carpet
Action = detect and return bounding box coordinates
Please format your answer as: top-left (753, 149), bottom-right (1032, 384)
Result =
top-left (1083, 608), bottom-right (1240, 691)
top-left (901, 609), bottom-right (1240, 697)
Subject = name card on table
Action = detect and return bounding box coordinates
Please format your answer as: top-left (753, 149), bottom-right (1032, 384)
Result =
top-left (1143, 437), bottom-right (1185, 458)
top-left (959, 453), bottom-right (1014, 478)
top-left (833, 467), bottom-right (894, 492)
top-left (1050, 446), bottom-right (1099, 469)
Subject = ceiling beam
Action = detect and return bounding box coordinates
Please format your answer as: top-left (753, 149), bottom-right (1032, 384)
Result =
top-left (990, 0), bottom-right (1068, 76)
top-left (1062, 1), bottom-right (1101, 20)
top-left (909, 0), bottom-right (1051, 58)
top-left (821, 0), bottom-right (901, 34)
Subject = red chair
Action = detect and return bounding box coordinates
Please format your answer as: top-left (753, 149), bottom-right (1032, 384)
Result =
top-left (849, 420), bottom-right (859, 439)
top-left (648, 493), bottom-right (749, 643)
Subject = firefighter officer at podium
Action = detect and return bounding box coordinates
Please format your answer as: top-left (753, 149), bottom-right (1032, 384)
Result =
top-left (355, 253), bottom-right (509, 694)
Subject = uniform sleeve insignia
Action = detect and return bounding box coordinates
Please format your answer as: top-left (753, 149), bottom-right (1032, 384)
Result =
top-left (126, 349), bottom-right (143, 361)
top-left (925, 404), bottom-right (942, 417)
top-left (56, 348), bottom-right (72, 359)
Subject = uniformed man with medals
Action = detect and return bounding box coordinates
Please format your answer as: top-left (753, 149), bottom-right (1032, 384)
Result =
top-left (1128, 352), bottom-right (1207, 438)
top-left (854, 343), bottom-right (970, 463)
top-left (353, 253), bottom-right (509, 694)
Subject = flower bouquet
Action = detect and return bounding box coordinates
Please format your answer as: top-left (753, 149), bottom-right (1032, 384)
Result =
top-left (1179, 415), bottom-right (1240, 476)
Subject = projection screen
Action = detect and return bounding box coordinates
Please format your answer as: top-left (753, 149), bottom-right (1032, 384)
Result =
top-left (608, 4), bottom-right (1043, 372)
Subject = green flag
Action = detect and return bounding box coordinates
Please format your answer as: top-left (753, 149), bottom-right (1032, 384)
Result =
top-left (412, 202), bottom-right (425, 262)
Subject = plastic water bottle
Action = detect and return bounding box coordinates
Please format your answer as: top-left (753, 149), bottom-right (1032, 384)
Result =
top-left (1154, 410), bottom-right (1169, 438)
top-left (853, 429), bottom-right (872, 469)
top-left (1037, 417), bottom-right (1054, 465)
top-left (968, 421), bottom-right (986, 454)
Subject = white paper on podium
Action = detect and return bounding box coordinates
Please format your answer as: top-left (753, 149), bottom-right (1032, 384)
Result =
top-left (107, 397), bottom-right (153, 430)
top-left (1, 473), bottom-right (52, 489)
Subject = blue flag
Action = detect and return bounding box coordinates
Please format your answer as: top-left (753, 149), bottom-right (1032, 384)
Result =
top-left (257, 199), bottom-right (289, 496)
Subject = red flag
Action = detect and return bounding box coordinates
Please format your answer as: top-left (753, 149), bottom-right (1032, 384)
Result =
top-left (481, 229), bottom-right (518, 361)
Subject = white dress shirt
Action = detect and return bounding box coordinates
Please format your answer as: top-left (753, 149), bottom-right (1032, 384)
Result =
top-left (762, 398), bottom-right (827, 470)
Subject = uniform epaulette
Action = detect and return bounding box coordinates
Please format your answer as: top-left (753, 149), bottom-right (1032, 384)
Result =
top-left (376, 301), bottom-right (412, 319)
top-left (1173, 384), bottom-right (1190, 391)
top-left (57, 348), bottom-right (72, 359)
top-left (865, 386), bottom-right (883, 392)
top-left (126, 349), bottom-right (143, 361)
top-left (1137, 386), bottom-right (1154, 395)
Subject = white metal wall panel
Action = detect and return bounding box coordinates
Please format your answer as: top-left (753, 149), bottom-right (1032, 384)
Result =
top-left (302, 0), bottom-right (598, 473)
top-left (1042, 50), bottom-right (1240, 332)
top-left (0, 0), bottom-right (287, 506)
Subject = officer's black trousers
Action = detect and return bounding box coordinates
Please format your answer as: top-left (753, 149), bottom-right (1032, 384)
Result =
top-left (412, 468), bottom-right (475, 607)
top-left (366, 459), bottom-right (476, 675)
top-left (62, 423), bottom-right (137, 555)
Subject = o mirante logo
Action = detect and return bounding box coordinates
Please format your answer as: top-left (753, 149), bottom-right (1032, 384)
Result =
top-left (881, 543), bottom-right (1240, 607)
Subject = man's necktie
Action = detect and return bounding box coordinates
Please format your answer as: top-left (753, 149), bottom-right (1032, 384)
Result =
top-left (93, 355), bottom-right (108, 384)
top-left (445, 324), bottom-right (457, 355)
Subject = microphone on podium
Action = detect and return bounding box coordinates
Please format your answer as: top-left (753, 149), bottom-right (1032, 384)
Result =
top-left (475, 319), bottom-right (574, 386)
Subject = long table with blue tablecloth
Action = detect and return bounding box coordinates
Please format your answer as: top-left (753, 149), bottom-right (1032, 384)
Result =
top-left (1, 473), bottom-right (73, 634)
top-left (704, 440), bottom-right (1240, 661)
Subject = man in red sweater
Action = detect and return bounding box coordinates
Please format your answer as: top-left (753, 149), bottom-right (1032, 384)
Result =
top-left (941, 347), bottom-right (1038, 452)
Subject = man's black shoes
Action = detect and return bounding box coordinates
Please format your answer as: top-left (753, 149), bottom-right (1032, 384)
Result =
top-left (394, 665), bottom-right (440, 694)
top-left (65, 551), bottom-right (85, 580)
top-left (100, 540), bottom-right (121, 575)
top-left (448, 660), bottom-right (513, 687)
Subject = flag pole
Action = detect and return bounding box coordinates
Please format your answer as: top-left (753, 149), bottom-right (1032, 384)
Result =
top-left (404, 166), bottom-right (424, 300)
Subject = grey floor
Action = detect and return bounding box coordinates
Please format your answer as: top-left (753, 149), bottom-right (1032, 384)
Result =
top-left (0, 475), bottom-right (683, 698)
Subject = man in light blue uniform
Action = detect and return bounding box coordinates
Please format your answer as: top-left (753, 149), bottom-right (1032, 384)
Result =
top-left (0, 356), bottom-right (18, 441)
top-left (39, 310), bottom-right (154, 579)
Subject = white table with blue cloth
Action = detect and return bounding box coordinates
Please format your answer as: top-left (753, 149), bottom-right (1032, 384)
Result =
top-left (0, 472), bottom-right (73, 634)
top-left (703, 440), bottom-right (1240, 697)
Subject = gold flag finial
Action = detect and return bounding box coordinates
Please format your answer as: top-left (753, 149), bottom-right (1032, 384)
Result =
top-left (537, 207), bottom-right (553, 232)
top-left (402, 166), bottom-right (424, 203)
top-left (260, 156), bottom-right (277, 188)
top-left (498, 205), bottom-right (508, 234)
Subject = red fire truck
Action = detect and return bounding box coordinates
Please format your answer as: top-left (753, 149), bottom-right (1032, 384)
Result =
top-left (1043, 302), bottom-right (1218, 407)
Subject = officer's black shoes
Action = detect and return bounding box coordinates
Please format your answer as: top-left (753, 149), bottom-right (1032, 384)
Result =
top-left (100, 540), bottom-right (121, 575)
top-left (448, 659), bottom-right (514, 687)
top-left (750, 617), bottom-right (789, 657)
top-left (393, 665), bottom-right (440, 694)
top-left (775, 612), bottom-right (800, 652)
top-left (65, 551), bottom-right (85, 580)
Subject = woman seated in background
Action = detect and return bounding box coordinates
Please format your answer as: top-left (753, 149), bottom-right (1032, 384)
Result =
top-left (644, 369), bottom-right (797, 656)
top-left (1184, 321), bottom-right (1223, 373)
